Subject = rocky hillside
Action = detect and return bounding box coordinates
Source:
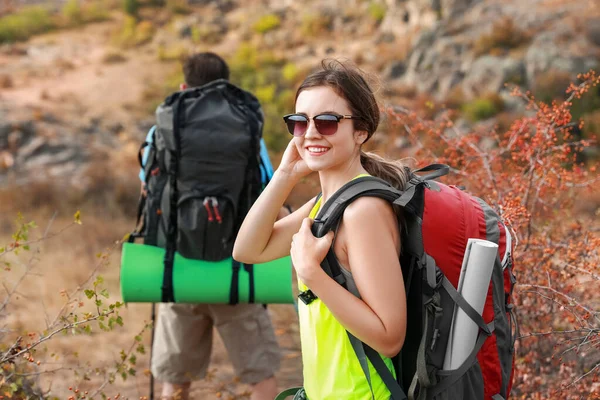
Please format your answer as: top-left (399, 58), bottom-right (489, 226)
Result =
top-left (0, 0), bottom-right (598, 193)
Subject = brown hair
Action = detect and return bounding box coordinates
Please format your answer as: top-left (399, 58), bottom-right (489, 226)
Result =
top-left (296, 59), bottom-right (412, 190)
top-left (183, 52), bottom-right (230, 88)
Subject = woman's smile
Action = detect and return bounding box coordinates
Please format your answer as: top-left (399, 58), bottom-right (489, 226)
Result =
top-left (305, 145), bottom-right (330, 156)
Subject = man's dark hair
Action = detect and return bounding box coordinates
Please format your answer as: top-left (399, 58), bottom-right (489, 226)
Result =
top-left (182, 52), bottom-right (230, 88)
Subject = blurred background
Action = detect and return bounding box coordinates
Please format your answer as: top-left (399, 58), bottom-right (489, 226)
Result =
top-left (0, 0), bottom-right (598, 399)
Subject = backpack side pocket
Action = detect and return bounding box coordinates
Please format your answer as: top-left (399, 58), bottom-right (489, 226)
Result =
top-left (177, 194), bottom-right (235, 261)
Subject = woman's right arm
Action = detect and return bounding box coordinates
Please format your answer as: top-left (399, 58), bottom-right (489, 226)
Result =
top-left (233, 139), bottom-right (315, 264)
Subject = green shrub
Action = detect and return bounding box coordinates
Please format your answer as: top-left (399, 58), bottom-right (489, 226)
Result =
top-left (123, 0), bottom-right (139, 17)
top-left (0, 7), bottom-right (55, 43)
top-left (255, 84), bottom-right (277, 104)
top-left (190, 24), bottom-right (222, 45)
top-left (156, 44), bottom-right (187, 62)
top-left (0, 2), bottom-right (109, 44)
top-left (253, 14), bottom-right (281, 34)
top-left (462, 93), bottom-right (505, 122)
top-left (368, 2), bottom-right (386, 24)
top-left (282, 63), bottom-right (299, 83)
top-left (61, 0), bottom-right (110, 27)
top-left (113, 16), bottom-right (155, 47)
top-left (300, 12), bottom-right (333, 37)
top-left (229, 42), bottom-right (294, 152)
top-left (62, 0), bottom-right (82, 25)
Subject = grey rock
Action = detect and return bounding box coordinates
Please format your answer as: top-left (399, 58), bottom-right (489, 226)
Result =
top-left (462, 56), bottom-right (525, 98)
top-left (585, 17), bottom-right (600, 46)
top-left (499, 89), bottom-right (526, 112)
top-left (525, 28), bottom-right (599, 86)
top-left (439, 0), bottom-right (482, 19)
top-left (376, 32), bottom-right (396, 44)
top-left (391, 0), bottom-right (598, 102)
top-left (0, 123), bottom-right (12, 148)
top-left (384, 61), bottom-right (407, 80)
top-left (403, 33), bottom-right (471, 98)
top-left (0, 121), bottom-right (35, 150)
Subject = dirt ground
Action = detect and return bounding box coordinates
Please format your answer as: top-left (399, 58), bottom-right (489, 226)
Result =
top-left (0, 19), bottom-right (167, 125)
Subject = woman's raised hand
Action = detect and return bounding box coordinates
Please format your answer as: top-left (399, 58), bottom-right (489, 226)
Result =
top-left (277, 138), bottom-right (312, 181)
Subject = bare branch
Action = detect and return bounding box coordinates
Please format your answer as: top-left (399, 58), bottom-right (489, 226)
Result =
top-left (556, 361), bottom-right (600, 393)
top-left (520, 285), bottom-right (599, 323)
top-left (0, 309), bottom-right (115, 364)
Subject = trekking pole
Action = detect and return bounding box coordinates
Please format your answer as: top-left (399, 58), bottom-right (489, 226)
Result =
top-left (149, 303), bottom-right (156, 400)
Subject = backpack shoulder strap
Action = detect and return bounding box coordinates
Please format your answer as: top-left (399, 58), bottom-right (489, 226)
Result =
top-left (309, 176), bottom-right (409, 400)
top-left (312, 176), bottom-right (402, 238)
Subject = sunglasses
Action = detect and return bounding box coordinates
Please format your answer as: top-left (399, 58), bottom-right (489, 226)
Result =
top-left (283, 113), bottom-right (361, 137)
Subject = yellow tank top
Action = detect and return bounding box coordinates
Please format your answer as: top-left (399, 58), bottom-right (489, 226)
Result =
top-left (299, 181), bottom-right (396, 400)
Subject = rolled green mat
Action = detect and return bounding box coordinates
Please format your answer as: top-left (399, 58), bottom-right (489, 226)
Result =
top-left (120, 243), bottom-right (294, 304)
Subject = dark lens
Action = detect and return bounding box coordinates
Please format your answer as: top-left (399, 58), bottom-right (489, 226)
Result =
top-left (285, 115), bottom-right (308, 136)
top-left (314, 114), bottom-right (339, 136)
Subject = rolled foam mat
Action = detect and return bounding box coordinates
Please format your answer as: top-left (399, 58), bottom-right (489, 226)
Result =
top-left (120, 243), bottom-right (294, 304)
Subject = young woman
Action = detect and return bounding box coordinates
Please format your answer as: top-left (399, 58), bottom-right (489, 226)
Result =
top-left (233, 60), bottom-right (410, 400)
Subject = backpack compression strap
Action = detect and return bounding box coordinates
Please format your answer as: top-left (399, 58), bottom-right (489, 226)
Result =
top-left (161, 90), bottom-right (200, 303)
top-left (160, 92), bottom-right (186, 303)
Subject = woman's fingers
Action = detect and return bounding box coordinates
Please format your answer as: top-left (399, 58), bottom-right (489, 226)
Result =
top-left (300, 217), bottom-right (313, 232)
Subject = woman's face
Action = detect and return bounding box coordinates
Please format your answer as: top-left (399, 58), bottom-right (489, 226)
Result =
top-left (293, 86), bottom-right (367, 173)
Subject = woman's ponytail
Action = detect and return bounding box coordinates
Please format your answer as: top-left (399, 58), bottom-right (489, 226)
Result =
top-left (360, 151), bottom-right (412, 190)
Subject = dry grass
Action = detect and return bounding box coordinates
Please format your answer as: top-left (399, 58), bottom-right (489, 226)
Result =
top-left (0, 211), bottom-right (303, 399)
top-left (102, 50), bottom-right (128, 64)
top-left (0, 73), bottom-right (13, 88)
top-left (473, 16), bottom-right (531, 57)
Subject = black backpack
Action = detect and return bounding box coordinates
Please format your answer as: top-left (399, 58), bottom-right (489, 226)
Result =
top-left (307, 165), bottom-right (516, 400)
top-left (132, 79), bottom-right (265, 303)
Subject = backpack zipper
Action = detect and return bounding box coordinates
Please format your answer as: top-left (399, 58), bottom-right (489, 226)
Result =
top-left (203, 197), bottom-right (214, 222)
top-left (210, 197), bottom-right (223, 224)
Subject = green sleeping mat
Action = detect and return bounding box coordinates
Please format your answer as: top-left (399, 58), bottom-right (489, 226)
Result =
top-left (120, 242), bottom-right (294, 304)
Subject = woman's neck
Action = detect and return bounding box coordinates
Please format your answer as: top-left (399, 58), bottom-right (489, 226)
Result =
top-left (318, 157), bottom-right (368, 204)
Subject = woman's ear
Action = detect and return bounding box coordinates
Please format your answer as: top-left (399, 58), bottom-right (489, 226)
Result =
top-left (354, 130), bottom-right (368, 145)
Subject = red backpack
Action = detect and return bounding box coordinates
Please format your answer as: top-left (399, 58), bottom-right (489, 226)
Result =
top-left (308, 164), bottom-right (517, 400)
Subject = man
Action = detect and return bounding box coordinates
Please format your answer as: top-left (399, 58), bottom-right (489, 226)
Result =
top-left (140, 52), bottom-right (283, 400)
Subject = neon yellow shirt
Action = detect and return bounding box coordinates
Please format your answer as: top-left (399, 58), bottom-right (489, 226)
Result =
top-left (298, 182), bottom-right (395, 399)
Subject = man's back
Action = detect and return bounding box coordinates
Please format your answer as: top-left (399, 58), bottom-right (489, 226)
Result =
top-left (144, 79), bottom-right (264, 263)
top-left (142, 52), bottom-right (281, 400)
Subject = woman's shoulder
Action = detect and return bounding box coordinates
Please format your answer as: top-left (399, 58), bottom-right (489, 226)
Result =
top-left (342, 196), bottom-right (396, 227)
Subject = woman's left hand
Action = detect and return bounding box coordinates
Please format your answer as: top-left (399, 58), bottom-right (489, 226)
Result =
top-left (291, 218), bottom-right (334, 286)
